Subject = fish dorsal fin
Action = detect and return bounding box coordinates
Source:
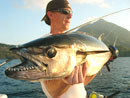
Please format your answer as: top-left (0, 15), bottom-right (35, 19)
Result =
top-left (113, 36), bottom-right (118, 47)
top-left (98, 33), bottom-right (104, 41)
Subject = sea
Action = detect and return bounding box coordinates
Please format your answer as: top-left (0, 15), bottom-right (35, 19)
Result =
top-left (0, 57), bottom-right (130, 98)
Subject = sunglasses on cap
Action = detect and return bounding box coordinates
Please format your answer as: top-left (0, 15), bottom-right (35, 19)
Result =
top-left (52, 9), bottom-right (72, 15)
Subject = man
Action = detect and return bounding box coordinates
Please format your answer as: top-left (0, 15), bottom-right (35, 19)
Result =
top-left (41, 0), bottom-right (97, 98)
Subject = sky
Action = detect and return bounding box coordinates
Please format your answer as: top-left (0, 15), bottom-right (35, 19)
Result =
top-left (0, 0), bottom-right (130, 45)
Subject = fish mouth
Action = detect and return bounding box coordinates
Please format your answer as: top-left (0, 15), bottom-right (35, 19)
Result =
top-left (5, 56), bottom-right (48, 81)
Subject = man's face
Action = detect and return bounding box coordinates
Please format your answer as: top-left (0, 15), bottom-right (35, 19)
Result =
top-left (50, 8), bottom-right (72, 31)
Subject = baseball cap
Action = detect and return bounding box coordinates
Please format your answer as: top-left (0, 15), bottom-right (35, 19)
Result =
top-left (41, 0), bottom-right (71, 25)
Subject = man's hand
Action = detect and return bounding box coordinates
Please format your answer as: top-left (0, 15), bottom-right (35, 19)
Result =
top-left (62, 62), bottom-right (87, 85)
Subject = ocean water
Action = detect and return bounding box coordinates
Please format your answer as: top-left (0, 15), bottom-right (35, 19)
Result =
top-left (0, 57), bottom-right (130, 98)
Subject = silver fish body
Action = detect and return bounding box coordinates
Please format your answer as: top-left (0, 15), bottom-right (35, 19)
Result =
top-left (5, 33), bottom-right (111, 81)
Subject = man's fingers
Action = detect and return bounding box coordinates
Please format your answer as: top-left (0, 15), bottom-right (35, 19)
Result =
top-left (62, 62), bottom-right (88, 85)
top-left (72, 66), bottom-right (79, 84)
top-left (82, 62), bottom-right (88, 79)
top-left (78, 66), bottom-right (84, 83)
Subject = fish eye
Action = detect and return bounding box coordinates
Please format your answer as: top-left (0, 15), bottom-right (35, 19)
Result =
top-left (46, 47), bottom-right (57, 58)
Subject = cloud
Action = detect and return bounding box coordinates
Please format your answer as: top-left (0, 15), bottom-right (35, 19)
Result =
top-left (80, 16), bottom-right (98, 24)
top-left (14, 0), bottom-right (51, 10)
top-left (86, 16), bottom-right (97, 21)
top-left (70, 0), bottom-right (110, 8)
top-left (14, 0), bottom-right (110, 10)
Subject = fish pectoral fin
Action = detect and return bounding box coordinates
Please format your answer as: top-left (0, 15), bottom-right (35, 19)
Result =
top-left (77, 50), bottom-right (109, 55)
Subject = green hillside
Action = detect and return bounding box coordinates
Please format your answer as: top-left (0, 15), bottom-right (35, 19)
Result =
top-left (77, 19), bottom-right (130, 56)
top-left (0, 43), bottom-right (15, 59)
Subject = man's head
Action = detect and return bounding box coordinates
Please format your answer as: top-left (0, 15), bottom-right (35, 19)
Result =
top-left (41, 0), bottom-right (72, 25)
